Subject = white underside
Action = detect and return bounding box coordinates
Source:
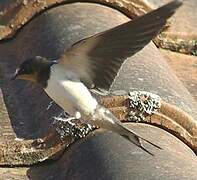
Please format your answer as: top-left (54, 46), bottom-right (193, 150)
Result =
top-left (45, 64), bottom-right (98, 117)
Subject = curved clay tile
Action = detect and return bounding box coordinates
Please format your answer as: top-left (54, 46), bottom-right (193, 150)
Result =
top-left (0, 1), bottom-right (196, 179)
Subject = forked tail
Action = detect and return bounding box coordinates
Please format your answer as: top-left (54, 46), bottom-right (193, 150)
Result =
top-left (93, 105), bottom-right (161, 156)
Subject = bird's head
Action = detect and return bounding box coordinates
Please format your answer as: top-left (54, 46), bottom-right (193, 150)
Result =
top-left (12, 56), bottom-right (57, 87)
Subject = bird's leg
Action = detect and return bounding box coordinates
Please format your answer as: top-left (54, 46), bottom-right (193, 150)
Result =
top-left (52, 111), bottom-right (95, 141)
top-left (52, 112), bottom-right (77, 139)
top-left (53, 111), bottom-right (80, 124)
top-left (54, 116), bottom-right (76, 123)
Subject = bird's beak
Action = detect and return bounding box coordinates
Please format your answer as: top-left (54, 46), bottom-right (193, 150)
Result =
top-left (10, 69), bottom-right (19, 80)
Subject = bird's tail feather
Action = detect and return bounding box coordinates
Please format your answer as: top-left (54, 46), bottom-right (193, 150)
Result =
top-left (119, 124), bottom-right (159, 156)
top-left (93, 106), bottom-right (161, 156)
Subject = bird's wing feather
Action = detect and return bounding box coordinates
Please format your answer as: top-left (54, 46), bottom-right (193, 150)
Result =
top-left (60, 0), bottom-right (182, 90)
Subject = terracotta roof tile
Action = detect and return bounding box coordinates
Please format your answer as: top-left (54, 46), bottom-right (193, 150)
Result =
top-left (0, 1), bottom-right (196, 179)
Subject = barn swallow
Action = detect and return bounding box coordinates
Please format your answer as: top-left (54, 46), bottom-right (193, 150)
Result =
top-left (12, 0), bottom-right (182, 155)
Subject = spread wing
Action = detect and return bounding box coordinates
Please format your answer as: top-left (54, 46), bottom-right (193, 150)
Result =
top-left (60, 0), bottom-right (182, 91)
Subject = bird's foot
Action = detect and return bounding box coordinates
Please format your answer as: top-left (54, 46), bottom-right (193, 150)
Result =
top-left (53, 116), bottom-right (76, 124)
top-left (52, 115), bottom-right (96, 142)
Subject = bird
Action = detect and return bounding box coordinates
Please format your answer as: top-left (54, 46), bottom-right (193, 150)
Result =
top-left (12, 0), bottom-right (182, 155)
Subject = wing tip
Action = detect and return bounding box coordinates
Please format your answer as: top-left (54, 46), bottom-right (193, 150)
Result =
top-left (165, 0), bottom-right (183, 10)
top-left (172, 0), bottom-right (183, 6)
